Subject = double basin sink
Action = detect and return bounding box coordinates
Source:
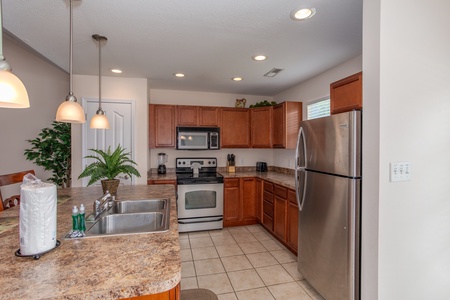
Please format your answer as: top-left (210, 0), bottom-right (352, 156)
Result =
top-left (81, 198), bottom-right (170, 238)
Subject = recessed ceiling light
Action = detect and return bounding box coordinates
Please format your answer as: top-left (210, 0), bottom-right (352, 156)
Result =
top-left (252, 55), bottom-right (267, 61)
top-left (111, 69), bottom-right (122, 74)
top-left (232, 77), bottom-right (243, 81)
top-left (174, 73), bottom-right (185, 78)
top-left (290, 8), bottom-right (316, 21)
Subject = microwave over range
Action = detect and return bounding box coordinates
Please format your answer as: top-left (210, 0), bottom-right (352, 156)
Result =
top-left (176, 127), bottom-right (220, 150)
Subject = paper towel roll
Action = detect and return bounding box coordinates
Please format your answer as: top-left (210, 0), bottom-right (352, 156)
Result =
top-left (19, 181), bottom-right (57, 255)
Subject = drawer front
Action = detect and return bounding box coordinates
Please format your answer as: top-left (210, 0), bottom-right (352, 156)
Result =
top-left (288, 189), bottom-right (297, 204)
top-left (224, 178), bottom-right (239, 188)
top-left (263, 191), bottom-right (273, 204)
top-left (263, 200), bottom-right (274, 218)
top-left (263, 213), bottom-right (274, 231)
top-left (263, 181), bottom-right (273, 193)
top-left (274, 185), bottom-right (287, 198)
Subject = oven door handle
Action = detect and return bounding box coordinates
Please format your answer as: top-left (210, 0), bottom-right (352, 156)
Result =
top-left (178, 217), bottom-right (223, 224)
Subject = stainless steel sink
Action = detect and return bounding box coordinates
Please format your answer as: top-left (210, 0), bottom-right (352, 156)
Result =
top-left (85, 212), bottom-right (168, 236)
top-left (111, 199), bottom-right (166, 214)
top-left (66, 198), bottom-right (170, 238)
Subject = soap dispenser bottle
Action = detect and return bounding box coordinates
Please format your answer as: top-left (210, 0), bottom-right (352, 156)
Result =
top-left (79, 204), bottom-right (86, 236)
top-left (71, 206), bottom-right (80, 238)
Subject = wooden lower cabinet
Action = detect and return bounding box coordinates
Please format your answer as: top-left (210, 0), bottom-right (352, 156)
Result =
top-left (226, 177), bottom-right (298, 254)
top-left (255, 178), bottom-right (263, 222)
top-left (224, 177), bottom-right (257, 227)
top-left (273, 185), bottom-right (288, 241)
top-left (258, 181), bottom-right (298, 254)
top-left (287, 197), bottom-right (299, 252)
top-left (262, 182), bottom-right (274, 231)
top-left (224, 178), bottom-right (240, 224)
top-left (125, 283), bottom-right (180, 300)
top-left (241, 178), bottom-right (256, 222)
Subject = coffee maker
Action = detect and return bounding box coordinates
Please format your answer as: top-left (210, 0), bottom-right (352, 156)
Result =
top-left (157, 153), bottom-right (168, 174)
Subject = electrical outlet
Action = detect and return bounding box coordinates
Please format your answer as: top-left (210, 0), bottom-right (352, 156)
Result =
top-left (390, 162), bottom-right (411, 182)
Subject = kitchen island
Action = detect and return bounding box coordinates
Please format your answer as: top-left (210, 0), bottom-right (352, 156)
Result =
top-left (0, 185), bottom-right (181, 300)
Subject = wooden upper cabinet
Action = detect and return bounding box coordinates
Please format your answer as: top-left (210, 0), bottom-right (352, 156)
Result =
top-left (199, 107), bottom-right (220, 126)
top-left (330, 71), bottom-right (362, 114)
top-left (251, 107), bottom-right (272, 148)
top-left (176, 105), bottom-right (220, 126)
top-left (220, 108), bottom-right (251, 148)
top-left (272, 101), bottom-right (302, 149)
top-left (177, 106), bottom-right (198, 126)
top-left (149, 104), bottom-right (176, 148)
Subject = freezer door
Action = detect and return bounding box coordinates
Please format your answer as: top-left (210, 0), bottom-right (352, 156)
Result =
top-left (297, 171), bottom-right (360, 300)
top-left (300, 110), bottom-right (361, 177)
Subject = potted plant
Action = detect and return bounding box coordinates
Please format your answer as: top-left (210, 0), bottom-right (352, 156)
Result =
top-left (78, 145), bottom-right (141, 196)
top-left (24, 121), bottom-right (72, 188)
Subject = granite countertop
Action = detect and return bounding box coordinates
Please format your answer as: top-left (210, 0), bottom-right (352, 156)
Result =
top-left (0, 185), bottom-right (180, 300)
top-left (219, 171), bottom-right (295, 190)
top-left (148, 169), bottom-right (295, 190)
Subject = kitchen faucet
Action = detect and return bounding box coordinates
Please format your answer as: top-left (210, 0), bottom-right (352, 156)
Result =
top-left (93, 190), bottom-right (112, 218)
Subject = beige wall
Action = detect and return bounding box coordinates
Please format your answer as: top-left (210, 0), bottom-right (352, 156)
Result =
top-left (0, 36), bottom-right (68, 190)
top-left (362, 0), bottom-right (450, 298)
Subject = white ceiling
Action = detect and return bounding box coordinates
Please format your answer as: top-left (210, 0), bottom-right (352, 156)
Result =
top-left (3, 0), bottom-right (362, 96)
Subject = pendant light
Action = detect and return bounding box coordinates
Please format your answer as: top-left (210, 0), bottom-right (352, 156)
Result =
top-left (0, 0), bottom-right (29, 108)
top-left (90, 34), bottom-right (110, 129)
top-left (55, 0), bottom-right (85, 123)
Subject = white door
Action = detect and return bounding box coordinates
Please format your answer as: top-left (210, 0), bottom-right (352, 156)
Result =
top-left (82, 98), bottom-right (135, 187)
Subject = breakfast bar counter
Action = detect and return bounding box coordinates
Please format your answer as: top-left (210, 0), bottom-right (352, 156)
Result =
top-left (0, 185), bottom-right (181, 300)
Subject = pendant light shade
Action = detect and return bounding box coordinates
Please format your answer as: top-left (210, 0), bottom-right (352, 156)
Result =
top-left (90, 34), bottom-right (109, 129)
top-left (55, 0), bottom-right (85, 123)
top-left (0, 0), bottom-right (30, 108)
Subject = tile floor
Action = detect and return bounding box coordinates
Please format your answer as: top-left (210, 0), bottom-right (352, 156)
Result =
top-left (179, 224), bottom-right (324, 300)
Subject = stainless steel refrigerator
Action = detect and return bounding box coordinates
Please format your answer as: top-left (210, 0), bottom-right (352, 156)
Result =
top-left (295, 110), bottom-right (361, 300)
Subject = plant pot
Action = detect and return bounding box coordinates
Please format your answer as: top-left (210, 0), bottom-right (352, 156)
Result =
top-left (101, 179), bottom-right (120, 196)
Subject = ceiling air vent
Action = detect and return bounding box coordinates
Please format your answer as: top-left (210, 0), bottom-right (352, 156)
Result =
top-left (264, 68), bottom-right (284, 77)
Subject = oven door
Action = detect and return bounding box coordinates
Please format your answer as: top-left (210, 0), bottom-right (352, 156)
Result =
top-left (177, 183), bottom-right (224, 219)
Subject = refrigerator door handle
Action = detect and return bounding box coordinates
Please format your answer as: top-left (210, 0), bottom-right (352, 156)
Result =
top-left (295, 127), bottom-right (307, 210)
top-left (295, 127), bottom-right (307, 168)
top-left (296, 168), bottom-right (307, 211)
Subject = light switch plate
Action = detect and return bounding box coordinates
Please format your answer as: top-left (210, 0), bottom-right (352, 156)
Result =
top-left (390, 162), bottom-right (411, 182)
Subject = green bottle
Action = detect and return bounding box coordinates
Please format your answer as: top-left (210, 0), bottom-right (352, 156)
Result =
top-left (71, 205), bottom-right (80, 237)
top-left (79, 204), bottom-right (86, 235)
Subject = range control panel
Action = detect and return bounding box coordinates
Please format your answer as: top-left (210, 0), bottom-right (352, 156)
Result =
top-left (176, 157), bottom-right (217, 173)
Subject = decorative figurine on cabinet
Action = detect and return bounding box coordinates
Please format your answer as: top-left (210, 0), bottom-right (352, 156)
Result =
top-left (235, 98), bottom-right (246, 108)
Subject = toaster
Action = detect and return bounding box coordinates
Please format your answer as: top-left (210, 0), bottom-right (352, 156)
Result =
top-left (256, 162), bottom-right (268, 172)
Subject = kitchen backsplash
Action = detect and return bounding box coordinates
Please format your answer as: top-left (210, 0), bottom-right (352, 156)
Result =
top-left (148, 165), bottom-right (294, 176)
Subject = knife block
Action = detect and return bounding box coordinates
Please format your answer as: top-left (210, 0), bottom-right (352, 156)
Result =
top-left (226, 162), bottom-right (235, 173)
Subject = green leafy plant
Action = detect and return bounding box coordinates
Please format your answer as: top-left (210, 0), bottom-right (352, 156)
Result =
top-left (249, 100), bottom-right (277, 108)
top-left (24, 121), bottom-right (72, 188)
top-left (78, 145), bottom-right (141, 186)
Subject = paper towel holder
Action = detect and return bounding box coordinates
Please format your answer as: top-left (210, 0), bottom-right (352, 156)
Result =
top-left (15, 240), bottom-right (61, 260)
